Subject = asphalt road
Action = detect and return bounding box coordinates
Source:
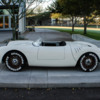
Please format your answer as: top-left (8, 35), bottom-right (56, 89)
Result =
top-left (0, 88), bottom-right (100, 100)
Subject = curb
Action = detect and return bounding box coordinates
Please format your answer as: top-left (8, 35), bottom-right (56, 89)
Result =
top-left (0, 79), bottom-right (100, 88)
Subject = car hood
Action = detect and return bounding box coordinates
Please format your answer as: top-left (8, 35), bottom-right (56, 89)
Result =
top-left (7, 40), bottom-right (33, 46)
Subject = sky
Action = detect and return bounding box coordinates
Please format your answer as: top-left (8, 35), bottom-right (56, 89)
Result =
top-left (42, 0), bottom-right (54, 8)
top-left (27, 0), bottom-right (55, 10)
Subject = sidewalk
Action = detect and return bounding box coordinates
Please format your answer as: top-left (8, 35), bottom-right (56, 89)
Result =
top-left (0, 64), bottom-right (100, 88)
top-left (72, 34), bottom-right (100, 47)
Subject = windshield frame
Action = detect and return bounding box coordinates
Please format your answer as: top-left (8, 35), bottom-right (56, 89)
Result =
top-left (32, 39), bottom-right (42, 47)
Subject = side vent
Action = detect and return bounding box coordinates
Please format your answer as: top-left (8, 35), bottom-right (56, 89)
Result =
top-left (74, 47), bottom-right (82, 53)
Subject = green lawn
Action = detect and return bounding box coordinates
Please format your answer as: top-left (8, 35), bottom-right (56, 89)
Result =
top-left (78, 25), bottom-right (100, 28)
top-left (47, 28), bottom-right (100, 40)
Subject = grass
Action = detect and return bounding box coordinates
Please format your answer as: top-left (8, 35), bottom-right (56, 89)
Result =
top-left (46, 28), bottom-right (100, 40)
top-left (77, 25), bottom-right (100, 28)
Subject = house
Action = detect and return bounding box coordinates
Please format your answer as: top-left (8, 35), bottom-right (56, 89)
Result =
top-left (0, 0), bottom-right (26, 33)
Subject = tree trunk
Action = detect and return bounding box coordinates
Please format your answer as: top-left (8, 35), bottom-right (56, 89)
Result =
top-left (72, 24), bottom-right (75, 32)
top-left (84, 16), bottom-right (87, 34)
top-left (72, 16), bottom-right (74, 32)
top-left (15, 16), bottom-right (19, 40)
top-left (12, 7), bottom-right (16, 40)
top-left (16, 31), bottom-right (18, 40)
top-left (12, 16), bottom-right (16, 40)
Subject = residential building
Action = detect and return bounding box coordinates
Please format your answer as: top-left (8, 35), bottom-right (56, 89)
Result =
top-left (0, 0), bottom-right (26, 33)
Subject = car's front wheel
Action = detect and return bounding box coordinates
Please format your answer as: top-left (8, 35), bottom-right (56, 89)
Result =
top-left (79, 53), bottom-right (98, 72)
top-left (5, 52), bottom-right (25, 72)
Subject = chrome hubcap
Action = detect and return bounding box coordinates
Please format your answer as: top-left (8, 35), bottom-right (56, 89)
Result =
top-left (85, 59), bottom-right (92, 66)
top-left (12, 58), bottom-right (19, 65)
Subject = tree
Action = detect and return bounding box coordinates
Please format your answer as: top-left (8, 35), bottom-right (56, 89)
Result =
top-left (58, 0), bottom-right (80, 32)
top-left (94, 0), bottom-right (100, 15)
top-left (47, 0), bottom-right (62, 13)
top-left (33, 5), bottom-right (44, 25)
top-left (0, 0), bottom-right (42, 40)
top-left (34, 5), bottom-right (44, 14)
top-left (78, 0), bottom-right (100, 34)
top-left (78, 0), bottom-right (95, 34)
top-left (47, 0), bottom-right (65, 26)
top-left (58, 0), bottom-right (100, 34)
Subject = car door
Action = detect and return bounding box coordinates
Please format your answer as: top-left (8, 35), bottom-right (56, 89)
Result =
top-left (36, 45), bottom-right (65, 66)
top-left (36, 42), bottom-right (76, 66)
top-left (38, 46), bottom-right (65, 60)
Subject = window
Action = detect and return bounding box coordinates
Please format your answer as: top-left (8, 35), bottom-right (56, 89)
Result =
top-left (0, 16), bottom-right (3, 28)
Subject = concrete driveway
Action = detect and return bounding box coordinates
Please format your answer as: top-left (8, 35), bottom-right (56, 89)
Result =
top-left (0, 31), bottom-right (12, 43)
top-left (25, 28), bottom-right (73, 41)
top-left (0, 63), bottom-right (100, 88)
top-left (0, 28), bottom-right (100, 88)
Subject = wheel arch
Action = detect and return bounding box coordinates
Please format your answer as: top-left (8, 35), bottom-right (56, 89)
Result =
top-left (2, 50), bottom-right (28, 65)
top-left (76, 52), bottom-right (99, 66)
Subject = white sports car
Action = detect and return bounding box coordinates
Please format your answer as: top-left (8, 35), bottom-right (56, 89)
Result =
top-left (0, 39), bottom-right (100, 72)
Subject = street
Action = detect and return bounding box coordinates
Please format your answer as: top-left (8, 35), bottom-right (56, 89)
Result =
top-left (0, 88), bottom-right (100, 100)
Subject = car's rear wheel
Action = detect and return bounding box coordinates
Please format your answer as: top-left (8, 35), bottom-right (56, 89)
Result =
top-left (5, 52), bottom-right (25, 71)
top-left (79, 53), bottom-right (98, 72)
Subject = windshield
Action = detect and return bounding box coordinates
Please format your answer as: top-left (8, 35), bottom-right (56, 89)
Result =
top-left (32, 38), bottom-right (42, 47)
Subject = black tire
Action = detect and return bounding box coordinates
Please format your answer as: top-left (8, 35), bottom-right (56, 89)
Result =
top-left (79, 53), bottom-right (98, 72)
top-left (5, 52), bottom-right (25, 72)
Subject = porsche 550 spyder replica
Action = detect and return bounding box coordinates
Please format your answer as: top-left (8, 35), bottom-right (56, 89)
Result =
top-left (0, 39), bottom-right (100, 72)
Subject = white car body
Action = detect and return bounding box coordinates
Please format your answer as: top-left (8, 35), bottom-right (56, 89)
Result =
top-left (0, 40), bottom-right (100, 68)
